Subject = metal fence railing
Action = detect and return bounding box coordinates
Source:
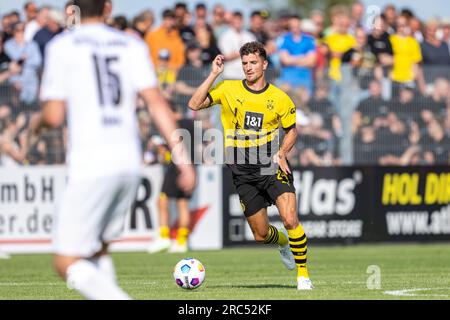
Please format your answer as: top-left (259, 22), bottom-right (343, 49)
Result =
top-left (1, 64), bottom-right (449, 166)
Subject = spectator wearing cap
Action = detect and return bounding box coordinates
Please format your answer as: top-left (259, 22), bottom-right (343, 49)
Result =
top-left (33, 9), bottom-right (64, 60)
top-left (249, 11), bottom-right (270, 45)
top-left (131, 10), bottom-right (154, 39)
top-left (389, 14), bottom-right (424, 97)
top-left (421, 18), bottom-right (450, 65)
top-left (4, 22), bottom-right (42, 108)
top-left (145, 9), bottom-right (185, 72)
top-left (155, 49), bottom-right (176, 102)
top-left (276, 9), bottom-right (292, 34)
top-left (277, 14), bottom-right (316, 95)
top-left (218, 11), bottom-right (256, 79)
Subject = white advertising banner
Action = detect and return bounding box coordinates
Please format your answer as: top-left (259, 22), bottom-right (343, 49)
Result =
top-left (0, 165), bottom-right (223, 253)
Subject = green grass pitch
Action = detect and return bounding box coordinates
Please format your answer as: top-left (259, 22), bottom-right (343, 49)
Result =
top-left (0, 244), bottom-right (449, 300)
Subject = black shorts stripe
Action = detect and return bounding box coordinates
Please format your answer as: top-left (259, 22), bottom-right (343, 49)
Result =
top-left (289, 234), bottom-right (306, 242)
top-left (283, 123), bottom-right (296, 131)
top-left (294, 258), bottom-right (307, 264)
top-left (289, 243), bottom-right (307, 249)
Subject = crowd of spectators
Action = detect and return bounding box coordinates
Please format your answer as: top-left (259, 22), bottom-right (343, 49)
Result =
top-left (1, 0), bottom-right (450, 167)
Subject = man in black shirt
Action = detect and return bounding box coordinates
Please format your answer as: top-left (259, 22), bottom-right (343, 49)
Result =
top-left (173, 41), bottom-right (209, 114)
top-left (367, 14), bottom-right (393, 77)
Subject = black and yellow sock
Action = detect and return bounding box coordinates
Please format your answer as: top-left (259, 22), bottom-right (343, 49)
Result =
top-left (287, 224), bottom-right (309, 278)
top-left (160, 226), bottom-right (170, 239)
top-left (176, 227), bottom-right (189, 245)
top-left (264, 225), bottom-right (288, 246)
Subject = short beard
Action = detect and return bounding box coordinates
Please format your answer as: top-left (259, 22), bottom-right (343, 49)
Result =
top-left (246, 72), bottom-right (264, 85)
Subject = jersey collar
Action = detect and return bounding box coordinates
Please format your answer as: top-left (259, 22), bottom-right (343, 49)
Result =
top-left (242, 79), bottom-right (270, 94)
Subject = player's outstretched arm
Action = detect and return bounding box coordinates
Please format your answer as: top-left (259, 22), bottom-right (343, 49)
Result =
top-left (188, 54), bottom-right (225, 111)
top-left (140, 87), bottom-right (196, 194)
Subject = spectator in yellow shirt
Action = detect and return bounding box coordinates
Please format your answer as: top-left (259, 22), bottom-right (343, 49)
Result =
top-left (389, 15), bottom-right (423, 97)
top-left (324, 6), bottom-right (357, 82)
top-left (145, 9), bottom-right (185, 72)
top-left (155, 49), bottom-right (176, 102)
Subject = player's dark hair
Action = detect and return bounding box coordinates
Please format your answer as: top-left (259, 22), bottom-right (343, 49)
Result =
top-left (239, 41), bottom-right (267, 61)
top-left (73, 0), bottom-right (106, 18)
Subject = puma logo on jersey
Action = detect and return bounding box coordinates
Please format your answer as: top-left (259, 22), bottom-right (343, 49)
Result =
top-left (236, 99), bottom-right (245, 106)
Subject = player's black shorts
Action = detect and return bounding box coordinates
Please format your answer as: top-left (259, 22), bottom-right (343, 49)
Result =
top-left (160, 165), bottom-right (193, 200)
top-left (232, 168), bottom-right (295, 217)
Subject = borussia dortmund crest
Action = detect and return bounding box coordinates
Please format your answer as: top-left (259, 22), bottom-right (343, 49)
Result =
top-left (267, 99), bottom-right (274, 111)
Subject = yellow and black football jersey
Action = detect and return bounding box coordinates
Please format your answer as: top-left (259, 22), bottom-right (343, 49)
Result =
top-left (207, 79), bottom-right (296, 174)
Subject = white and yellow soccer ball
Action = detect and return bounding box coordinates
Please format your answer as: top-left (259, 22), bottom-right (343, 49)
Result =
top-left (173, 258), bottom-right (206, 290)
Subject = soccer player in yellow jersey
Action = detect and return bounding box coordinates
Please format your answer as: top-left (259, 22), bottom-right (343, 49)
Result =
top-left (189, 41), bottom-right (313, 290)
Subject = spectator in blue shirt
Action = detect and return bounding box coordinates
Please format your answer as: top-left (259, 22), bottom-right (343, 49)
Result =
top-left (4, 22), bottom-right (41, 107)
top-left (277, 14), bottom-right (317, 95)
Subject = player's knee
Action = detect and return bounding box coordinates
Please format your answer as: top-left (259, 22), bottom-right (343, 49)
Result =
top-left (282, 214), bottom-right (299, 230)
top-left (254, 230), bottom-right (268, 243)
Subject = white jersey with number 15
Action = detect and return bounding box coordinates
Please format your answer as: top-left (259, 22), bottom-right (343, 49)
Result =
top-left (41, 24), bottom-right (157, 179)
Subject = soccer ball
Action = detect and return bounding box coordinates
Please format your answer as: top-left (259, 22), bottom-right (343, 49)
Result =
top-left (173, 258), bottom-right (206, 290)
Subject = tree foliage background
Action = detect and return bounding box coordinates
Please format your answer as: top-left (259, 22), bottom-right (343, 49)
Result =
top-left (288, 0), bottom-right (356, 15)
top-left (252, 0), bottom-right (356, 18)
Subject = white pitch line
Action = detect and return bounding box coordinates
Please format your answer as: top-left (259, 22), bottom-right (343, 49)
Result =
top-left (384, 287), bottom-right (450, 297)
top-left (0, 282), bottom-right (61, 286)
top-left (0, 280), bottom-right (158, 287)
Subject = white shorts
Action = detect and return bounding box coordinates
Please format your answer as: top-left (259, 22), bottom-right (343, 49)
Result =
top-left (53, 174), bottom-right (140, 257)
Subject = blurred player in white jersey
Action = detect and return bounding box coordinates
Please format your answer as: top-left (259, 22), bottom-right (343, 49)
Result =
top-left (40, 0), bottom-right (196, 300)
